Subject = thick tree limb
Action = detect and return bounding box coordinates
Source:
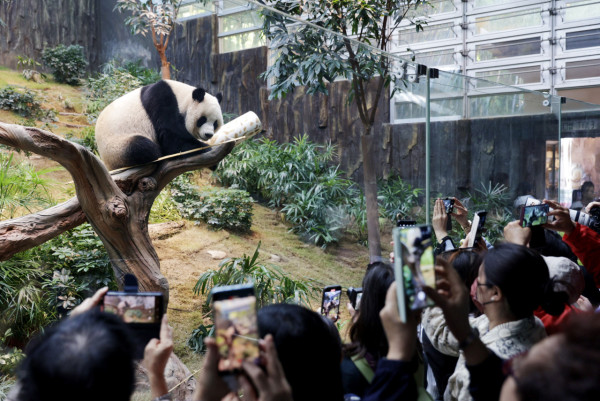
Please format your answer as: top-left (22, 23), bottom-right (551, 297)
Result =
top-left (0, 123), bottom-right (233, 303)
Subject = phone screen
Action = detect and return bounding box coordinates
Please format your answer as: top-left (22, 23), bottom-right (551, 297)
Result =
top-left (103, 293), bottom-right (162, 323)
top-left (521, 204), bottom-right (549, 227)
top-left (393, 225), bottom-right (435, 322)
top-left (213, 294), bottom-right (260, 373)
top-left (443, 198), bottom-right (454, 214)
top-left (467, 211), bottom-right (487, 247)
top-left (321, 286), bottom-right (341, 321)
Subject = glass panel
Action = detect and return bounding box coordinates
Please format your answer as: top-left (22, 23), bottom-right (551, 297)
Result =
top-left (410, 49), bottom-right (456, 66)
top-left (475, 66), bottom-right (541, 86)
top-left (565, 59), bottom-right (600, 80)
top-left (565, 0), bottom-right (600, 22)
top-left (178, 2), bottom-right (213, 19)
top-left (566, 28), bottom-right (600, 50)
top-left (219, 10), bottom-right (263, 33)
top-left (222, 0), bottom-right (244, 11)
top-left (219, 30), bottom-right (264, 53)
top-left (558, 87), bottom-right (600, 104)
top-left (407, 0), bottom-right (456, 17)
top-left (398, 22), bottom-right (456, 45)
top-left (475, 37), bottom-right (541, 61)
top-left (474, 8), bottom-right (543, 35)
top-left (474, 0), bottom-right (514, 8)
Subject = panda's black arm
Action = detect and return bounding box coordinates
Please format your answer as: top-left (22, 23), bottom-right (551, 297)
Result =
top-left (157, 128), bottom-right (210, 156)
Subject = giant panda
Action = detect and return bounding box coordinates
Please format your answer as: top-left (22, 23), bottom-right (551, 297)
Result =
top-left (95, 79), bottom-right (223, 171)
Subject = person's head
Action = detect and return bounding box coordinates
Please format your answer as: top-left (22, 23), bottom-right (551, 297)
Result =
top-left (347, 261), bottom-right (394, 359)
top-left (500, 313), bottom-right (600, 401)
top-left (258, 303), bottom-right (344, 401)
top-left (16, 310), bottom-right (136, 401)
top-left (582, 181), bottom-right (595, 204)
top-left (478, 243), bottom-right (567, 320)
top-left (444, 249), bottom-right (484, 313)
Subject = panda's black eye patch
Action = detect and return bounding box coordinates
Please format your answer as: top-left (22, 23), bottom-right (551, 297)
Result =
top-left (196, 116), bottom-right (207, 127)
top-left (213, 121), bottom-right (219, 130)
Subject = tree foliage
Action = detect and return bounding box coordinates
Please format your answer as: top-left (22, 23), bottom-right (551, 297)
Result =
top-left (259, 0), bottom-right (427, 126)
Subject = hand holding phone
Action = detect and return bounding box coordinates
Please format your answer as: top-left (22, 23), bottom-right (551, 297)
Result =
top-left (520, 204), bottom-right (549, 227)
top-left (393, 225), bottom-right (436, 322)
top-left (321, 285), bottom-right (342, 321)
top-left (466, 211), bottom-right (487, 248)
top-left (442, 198), bottom-right (455, 214)
top-left (347, 287), bottom-right (363, 311)
top-left (211, 284), bottom-right (260, 375)
top-left (102, 291), bottom-right (165, 359)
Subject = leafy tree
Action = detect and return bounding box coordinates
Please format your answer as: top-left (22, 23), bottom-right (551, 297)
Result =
top-left (115, 0), bottom-right (204, 79)
top-left (259, 0), bottom-right (426, 261)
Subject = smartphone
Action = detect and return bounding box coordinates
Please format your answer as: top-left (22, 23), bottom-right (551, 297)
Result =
top-left (347, 287), bottom-right (363, 311)
top-left (520, 204), bottom-right (549, 227)
top-left (321, 285), bottom-right (342, 321)
top-left (211, 283), bottom-right (260, 375)
top-left (442, 198), bottom-right (455, 214)
top-left (467, 211), bottom-right (487, 248)
top-left (393, 225), bottom-right (435, 322)
top-left (102, 291), bottom-right (164, 359)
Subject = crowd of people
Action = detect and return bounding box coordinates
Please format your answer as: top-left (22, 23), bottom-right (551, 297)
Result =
top-left (6, 196), bottom-right (600, 401)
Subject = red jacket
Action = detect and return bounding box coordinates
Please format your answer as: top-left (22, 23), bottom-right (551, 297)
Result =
top-left (562, 223), bottom-right (600, 288)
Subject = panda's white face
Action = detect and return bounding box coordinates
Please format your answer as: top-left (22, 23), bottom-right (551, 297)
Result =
top-left (185, 93), bottom-right (223, 141)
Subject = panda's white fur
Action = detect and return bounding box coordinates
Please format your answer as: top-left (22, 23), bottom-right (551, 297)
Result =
top-left (95, 79), bottom-right (223, 171)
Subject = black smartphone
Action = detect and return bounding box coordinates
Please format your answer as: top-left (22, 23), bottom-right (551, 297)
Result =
top-left (347, 287), bottom-right (363, 311)
top-left (392, 225), bottom-right (435, 322)
top-left (467, 211), bottom-right (487, 248)
top-left (520, 204), bottom-right (549, 228)
top-left (442, 198), bottom-right (455, 214)
top-left (211, 283), bottom-right (260, 375)
top-left (321, 285), bottom-right (342, 321)
top-left (102, 291), bottom-right (164, 359)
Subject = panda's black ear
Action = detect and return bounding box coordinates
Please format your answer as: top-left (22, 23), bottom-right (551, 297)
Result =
top-left (216, 92), bottom-right (223, 103)
top-left (192, 88), bottom-right (206, 102)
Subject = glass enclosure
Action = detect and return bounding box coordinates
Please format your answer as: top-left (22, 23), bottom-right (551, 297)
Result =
top-left (183, 0), bottom-right (600, 225)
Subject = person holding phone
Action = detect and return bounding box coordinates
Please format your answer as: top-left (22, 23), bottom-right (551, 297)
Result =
top-left (8, 287), bottom-right (174, 401)
top-left (422, 244), bottom-right (568, 401)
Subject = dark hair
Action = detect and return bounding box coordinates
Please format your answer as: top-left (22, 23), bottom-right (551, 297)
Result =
top-left (582, 181), bottom-right (595, 192)
top-left (16, 310), bottom-right (136, 401)
top-left (515, 313), bottom-right (600, 400)
top-left (345, 262), bottom-right (394, 360)
top-left (447, 249), bottom-right (484, 314)
top-left (483, 243), bottom-right (567, 319)
top-left (534, 229), bottom-right (578, 263)
top-left (258, 304), bottom-right (344, 401)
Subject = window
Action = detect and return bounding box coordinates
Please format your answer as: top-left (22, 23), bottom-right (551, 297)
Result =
top-left (398, 22), bottom-right (457, 45)
top-left (474, 0), bottom-right (515, 8)
top-left (407, 0), bottom-right (456, 17)
top-left (564, 0), bottom-right (600, 22)
top-left (566, 28), bottom-right (600, 50)
top-left (177, 0), bottom-right (213, 21)
top-left (217, 1), bottom-right (265, 53)
top-left (475, 65), bottom-right (542, 86)
top-left (409, 48), bottom-right (457, 67)
top-left (475, 37), bottom-right (541, 61)
top-left (565, 59), bottom-right (600, 80)
top-left (474, 8), bottom-right (543, 35)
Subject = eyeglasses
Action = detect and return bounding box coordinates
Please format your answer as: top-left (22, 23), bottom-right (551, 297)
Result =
top-left (476, 278), bottom-right (494, 288)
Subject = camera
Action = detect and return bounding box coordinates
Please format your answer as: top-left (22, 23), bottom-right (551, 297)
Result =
top-left (570, 207), bottom-right (600, 234)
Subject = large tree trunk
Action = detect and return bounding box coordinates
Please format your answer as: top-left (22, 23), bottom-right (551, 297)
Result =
top-left (159, 49), bottom-right (171, 80)
top-left (361, 127), bottom-right (382, 261)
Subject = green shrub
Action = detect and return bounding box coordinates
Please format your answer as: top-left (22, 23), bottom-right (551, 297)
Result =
top-left (378, 172), bottom-right (423, 223)
top-left (66, 126), bottom-right (98, 155)
top-left (188, 243), bottom-right (317, 353)
top-left (0, 345), bottom-right (24, 376)
top-left (84, 59), bottom-right (160, 122)
top-left (0, 86), bottom-right (54, 120)
top-left (42, 44), bottom-right (87, 85)
top-left (215, 136), bottom-right (355, 246)
top-left (170, 175), bottom-right (253, 231)
top-left (0, 224), bottom-right (114, 344)
top-left (149, 187), bottom-right (183, 223)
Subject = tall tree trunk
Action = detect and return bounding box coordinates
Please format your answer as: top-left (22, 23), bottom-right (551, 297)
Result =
top-left (361, 127), bottom-right (382, 262)
top-left (159, 49), bottom-right (170, 80)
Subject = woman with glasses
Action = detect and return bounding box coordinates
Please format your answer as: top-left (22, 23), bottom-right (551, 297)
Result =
top-left (422, 243), bottom-right (568, 401)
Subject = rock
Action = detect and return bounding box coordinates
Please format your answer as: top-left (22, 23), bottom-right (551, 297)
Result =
top-left (270, 254), bottom-right (281, 263)
top-left (207, 250), bottom-right (227, 260)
